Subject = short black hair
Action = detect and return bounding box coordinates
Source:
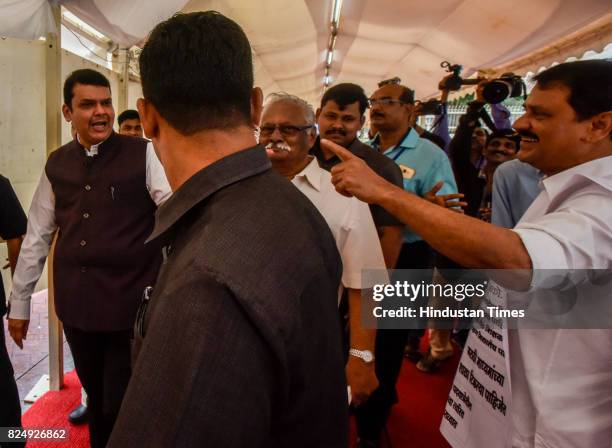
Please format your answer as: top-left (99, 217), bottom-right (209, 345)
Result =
top-left (399, 86), bottom-right (415, 104)
top-left (139, 11), bottom-right (254, 135)
top-left (486, 128), bottom-right (520, 148)
top-left (117, 109), bottom-right (140, 126)
top-left (533, 60), bottom-right (612, 121)
top-left (63, 69), bottom-right (111, 108)
top-left (321, 83), bottom-right (368, 116)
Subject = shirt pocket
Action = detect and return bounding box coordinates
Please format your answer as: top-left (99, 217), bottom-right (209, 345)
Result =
top-left (109, 176), bottom-right (148, 209)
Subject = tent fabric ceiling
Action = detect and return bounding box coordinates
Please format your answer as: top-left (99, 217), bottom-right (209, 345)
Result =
top-left (0, 0), bottom-right (58, 40)
top-left (182, 0), bottom-right (612, 104)
top-left (1, 0), bottom-right (610, 105)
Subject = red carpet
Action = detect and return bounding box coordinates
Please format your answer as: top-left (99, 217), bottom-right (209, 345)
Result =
top-left (21, 371), bottom-right (89, 447)
top-left (22, 340), bottom-right (458, 448)
top-left (349, 336), bottom-right (459, 448)
top-left (383, 348), bottom-right (458, 447)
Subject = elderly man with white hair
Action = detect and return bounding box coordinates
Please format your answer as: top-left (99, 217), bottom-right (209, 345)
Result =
top-left (259, 93), bottom-right (387, 423)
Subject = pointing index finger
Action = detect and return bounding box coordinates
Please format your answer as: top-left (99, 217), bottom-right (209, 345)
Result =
top-left (321, 138), bottom-right (355, 162)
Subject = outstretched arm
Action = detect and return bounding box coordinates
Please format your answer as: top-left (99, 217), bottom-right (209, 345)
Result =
top-left (323, 139), bottom-right (532, 271)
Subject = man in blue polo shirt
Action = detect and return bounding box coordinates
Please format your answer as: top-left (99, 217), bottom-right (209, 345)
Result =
top-left (355, 81), bottom-right (458, 447)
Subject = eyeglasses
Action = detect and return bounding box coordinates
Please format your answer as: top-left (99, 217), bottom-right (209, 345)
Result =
top-left (259, 124), bottom-right (315, 138)
top-left (367, 98), bottom-right (405, 107)
top-left (378, 77), bottom-right (401, 87)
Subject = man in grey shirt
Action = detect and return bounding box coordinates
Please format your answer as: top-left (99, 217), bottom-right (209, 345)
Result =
top-left (108, 11), bottom-right (348, 448)
top-left (492, 159), bottom-right (543, 228)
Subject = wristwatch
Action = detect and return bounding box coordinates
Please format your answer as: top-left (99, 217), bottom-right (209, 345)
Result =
top-left (349, 348), bottom-right (374, 363)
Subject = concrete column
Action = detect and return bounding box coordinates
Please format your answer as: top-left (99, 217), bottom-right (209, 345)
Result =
top-left (115, 48), bottom-right (130, 114)
top-left (45, 3), bottom-right (63, 391)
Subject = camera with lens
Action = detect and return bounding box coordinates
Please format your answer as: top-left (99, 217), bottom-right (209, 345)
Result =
top-left (415, 99), bottom-right (443, 116)
top-left (439, 61), bottom-right (481, 91)
top-left (480, 73), bottom-right (526, 104)
top-left (439, 61), bottom-right (526, 104)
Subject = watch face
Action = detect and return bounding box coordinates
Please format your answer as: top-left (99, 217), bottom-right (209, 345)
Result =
top-left (350, 348), bottom-right (374, 363)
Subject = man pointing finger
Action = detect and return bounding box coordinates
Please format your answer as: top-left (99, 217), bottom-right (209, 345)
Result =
top-left (326, 139), bottom-right (397, 203)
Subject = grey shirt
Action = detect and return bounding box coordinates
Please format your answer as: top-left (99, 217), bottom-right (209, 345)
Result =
top-left (108, 145), bottom-right (348, 448)
top-left (492, 159), bottom-right (543, 229)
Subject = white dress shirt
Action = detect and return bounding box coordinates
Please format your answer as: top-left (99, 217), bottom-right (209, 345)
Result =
top-left (509, 155), bottom-right (612, 448)
top-left (8, 141), bottom-right (171, 320)
top-left (291, 157), bottom-right (387, 294)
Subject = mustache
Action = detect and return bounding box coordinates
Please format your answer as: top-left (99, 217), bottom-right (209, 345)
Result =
top-left (325, 129), bottom-right (346, 136)
top-left (371, 112), bottom-right (385, 118)
top-left (517, 130), bottom-right (539, 140)
top-left (489, 149), bottom-right (513, 156)
top-left (265, 142), bottom-right (291, 152)
top-left (90, 117), bottom-right (110, 124)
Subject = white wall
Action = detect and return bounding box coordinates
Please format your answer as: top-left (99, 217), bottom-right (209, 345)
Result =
top-left (128, 80), bottom-right (143, 111)
top-left (1, 37), bottom-right (140, 299)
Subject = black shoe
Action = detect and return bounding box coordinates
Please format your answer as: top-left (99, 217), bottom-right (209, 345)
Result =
top-left (416, 353), bottom-right (448, 373)
top-left (404, 344), bottom-right (423, 363)
top-left (68, 404), bottom-right (88, 425)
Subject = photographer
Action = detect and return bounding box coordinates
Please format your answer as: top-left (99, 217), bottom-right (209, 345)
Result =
top-left (442, 78), bottom-right (492, 218)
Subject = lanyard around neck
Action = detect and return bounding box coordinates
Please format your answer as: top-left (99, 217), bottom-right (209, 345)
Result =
top-left (390, 146), bottom-right (408, 162)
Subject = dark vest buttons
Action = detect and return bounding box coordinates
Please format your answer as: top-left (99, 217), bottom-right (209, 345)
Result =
top-left (83, 212), bottom-right (90, 219)
top-left (85, 185), bottom-right (91, 191)
top-left (80, 240), bottom-right (87, 247)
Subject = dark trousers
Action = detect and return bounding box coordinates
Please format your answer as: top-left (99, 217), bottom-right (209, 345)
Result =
top-left (1, 317), bottom-right (25, 448)
top-left (354, 240), bottom-right (434, 440)
top-left (63, 326), bottom-right (131, 448)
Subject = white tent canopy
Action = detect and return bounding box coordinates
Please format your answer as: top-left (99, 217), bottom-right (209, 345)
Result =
top-left (2, 0), bottom-right (611, 104)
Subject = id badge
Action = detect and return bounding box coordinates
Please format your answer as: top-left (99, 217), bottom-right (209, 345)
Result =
top-left (399, 164), bottom-right (415, 179)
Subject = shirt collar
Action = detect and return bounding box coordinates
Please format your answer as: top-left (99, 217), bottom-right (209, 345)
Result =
top-left (147, 145), bottom-right (271, 242)
top-left (541, 155), bottom-right (612, 198)
top-left (294, 157), bottom-right (324, 192)
top-left (370, 128), bottom-right (418, 154)
top-left (76, 132), bottom-right (113, 156)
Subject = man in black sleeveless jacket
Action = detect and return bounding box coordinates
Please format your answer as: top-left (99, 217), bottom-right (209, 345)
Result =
top-left (8, 69), bottom-right (170, 448)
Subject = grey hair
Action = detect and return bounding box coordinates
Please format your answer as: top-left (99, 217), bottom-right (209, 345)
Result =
top-left (264, 92), bottom-right (316, 126)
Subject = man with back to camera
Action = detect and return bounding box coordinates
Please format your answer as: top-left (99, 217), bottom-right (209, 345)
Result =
top-left (260, 91), bottom-right (387, 410)
top-left (323, 59), bottom-right (612, 448)
top-left (108, 11), bottom-right (348, 447)
top-left (7, 68), bottom-right (171, 448)
top-left (117, 109), bottom-right (144, 137)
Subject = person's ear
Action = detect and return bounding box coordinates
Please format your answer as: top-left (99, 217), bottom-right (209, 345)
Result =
top-left (406, 103), bottom-right (417, 126)
top-left (251, 87), bottom-right (264, 127)
top-left (585, 111), bottom-right (612, 143)
top-left (315, 107), bottom-right (321, 123)
top-left (307, 127), bottom-right (317, 148)
top-left (137, 98), bottom-right (159, 140)
top-left (61, 104), bottom-right (72, 123)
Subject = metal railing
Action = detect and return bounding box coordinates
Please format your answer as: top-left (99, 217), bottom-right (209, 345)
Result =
top-left (419, 104), bottom-right (525, 135)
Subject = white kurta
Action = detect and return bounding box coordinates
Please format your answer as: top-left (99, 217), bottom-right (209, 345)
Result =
top-left (510, 155), bottom-right (612, 448)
